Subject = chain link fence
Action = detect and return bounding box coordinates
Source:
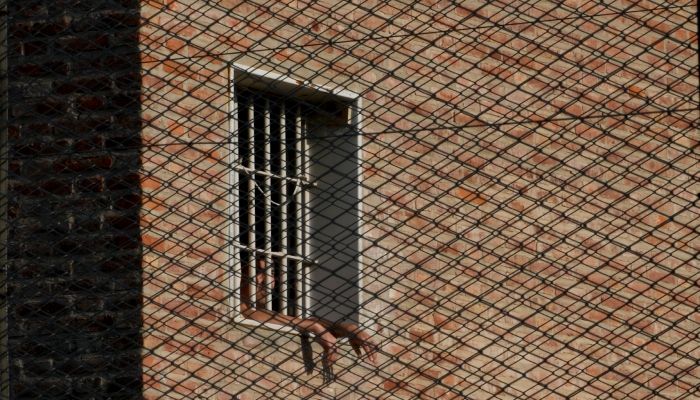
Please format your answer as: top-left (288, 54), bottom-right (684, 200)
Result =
top-left (3, 0), bottom-right (700, 399)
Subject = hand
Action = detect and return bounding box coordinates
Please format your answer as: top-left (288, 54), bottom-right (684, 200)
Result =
top-left (315, 329), bottom-right (339, 366)
top-left (314, 328), bottom-right (339, 383)
top-left (343, 324), bottom-right (378, 365)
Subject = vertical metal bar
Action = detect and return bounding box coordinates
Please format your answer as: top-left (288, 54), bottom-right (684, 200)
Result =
top-left (294, 106), bottom-right (305, 317)
top-left (247, 99), bottom-right (256, 308)
top-left (279, 101), bottom-right (288, 314)
top-left (230, 77), bottom-right (240, 317)
top-left (301, 114), bottom-right (311, 318)
top-left (264, 99), bottom-right (273, 310)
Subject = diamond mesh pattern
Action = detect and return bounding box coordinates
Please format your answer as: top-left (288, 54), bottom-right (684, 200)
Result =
top-left (3, 0), bottom-right (700, 399)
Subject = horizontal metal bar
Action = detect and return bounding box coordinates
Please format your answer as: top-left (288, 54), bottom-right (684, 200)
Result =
top-left (230, 242), bottom-right (309, 262)
top-left (231, 163), bottom-right (313, 187)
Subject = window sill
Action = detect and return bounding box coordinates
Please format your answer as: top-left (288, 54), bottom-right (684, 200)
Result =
top-left (230, 316), bottom-right (349, 344)
top-left (233, 316), bottom-right (305, 336)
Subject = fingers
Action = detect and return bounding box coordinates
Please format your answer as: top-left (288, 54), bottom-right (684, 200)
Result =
top-left (363, 340), bottom-right (377, 364)
top-left (330, 352), bottom-right (339, 364)
top-left (321, 354), bottom-right (336, 384)
top-left (318, 333), bottom-right (339, 365)
top-left (351, 342), bottom-right (362, 358)
top-left (349, 338), bottom-right (377, 364)
top-left (325, 346), bottom-right (339, 364)
top-left (321, 329), bottom-right (378, 366)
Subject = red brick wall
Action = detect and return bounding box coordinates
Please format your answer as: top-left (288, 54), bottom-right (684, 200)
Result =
top-left (139, 0), bottom-right (699, 399)
top-left (7, 0), bottom-right (143, 398)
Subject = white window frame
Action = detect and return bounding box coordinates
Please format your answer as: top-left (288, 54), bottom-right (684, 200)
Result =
top-left (226, 64), bottom-right (365, 332)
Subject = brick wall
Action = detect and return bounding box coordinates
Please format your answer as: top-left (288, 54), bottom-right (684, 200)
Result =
top-left (6, 0), bottom-right (143, 398)
top-left (5, 0), bottom-right (697, 399)
top-left (137, 1), bottom-right (700, 399)
top-left (137, 0), bottom-right (700, 399)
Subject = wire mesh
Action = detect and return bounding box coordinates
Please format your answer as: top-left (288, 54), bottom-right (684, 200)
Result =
top-left (3, 0), bottom-right (700, 399)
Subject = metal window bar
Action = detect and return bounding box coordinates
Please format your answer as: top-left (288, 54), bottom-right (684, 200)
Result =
top-left (247, 94), bottom-right (256, 309)
top-left (263, 98), bottom-right (273, 309)
top-left (295, 105), bottom-right (306, 318)
top-left (230, 81), bottom-right (240, 316)
top-left (234, 90), bottom-right (308, 317)
top-left (279, 102), bottom-right (289, 314)
top-left (229, 164), bottom-right (310, 186)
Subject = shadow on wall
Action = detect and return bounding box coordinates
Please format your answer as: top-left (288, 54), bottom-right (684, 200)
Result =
top-left (6, 0), bottom-right (143, 398)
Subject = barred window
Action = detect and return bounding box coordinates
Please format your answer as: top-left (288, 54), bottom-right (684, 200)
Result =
top-left (229, 66), bottom-right (363, 325)
top-left (232, 87), bottom-right (311, 317)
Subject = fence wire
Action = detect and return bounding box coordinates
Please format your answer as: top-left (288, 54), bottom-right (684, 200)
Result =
top-left (3, 0), bottom-right (700, 399)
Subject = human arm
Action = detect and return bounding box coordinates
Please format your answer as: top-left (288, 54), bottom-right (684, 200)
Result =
top-left (241, 307), bottom-right (376, 366)
top-left (240, 257), bottom-right (377, 367)
top-left (303, 317), bottom-right (378, 365)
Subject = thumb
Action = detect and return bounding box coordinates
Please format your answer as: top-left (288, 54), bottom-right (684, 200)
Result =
top-left (350, 342), bottom-right (362, 358)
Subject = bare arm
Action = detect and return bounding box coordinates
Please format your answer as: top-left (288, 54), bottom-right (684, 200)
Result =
top-left (242, 308), bottom-right (340, 364)
top-left (304, 317), bottom-right (378, 364)
top-left (241, 307), bottom-right (376, 365)
top-left (241, 308), bottom-right (323, 336)
top-left (240, 257), bottom-right (377, 366)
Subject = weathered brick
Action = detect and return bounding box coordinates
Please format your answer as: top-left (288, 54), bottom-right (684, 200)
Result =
top-left (7, 0), bottom-right (143, 397)
top-left (8, 0), bottom-right (700, 399)
top-left (76, 96), bottom-right (106, 111)
top-left (12, 61), bottom-right (69, 77)
top-left (22, 40), bottom-right (48, 56)
top-left (56, 34), bottom-right (111, 53)
top-left (77, 176), bottom-right (106, 192)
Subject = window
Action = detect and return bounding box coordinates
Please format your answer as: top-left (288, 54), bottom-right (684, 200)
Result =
top-left (228, 65), bottom-right (363, 327)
